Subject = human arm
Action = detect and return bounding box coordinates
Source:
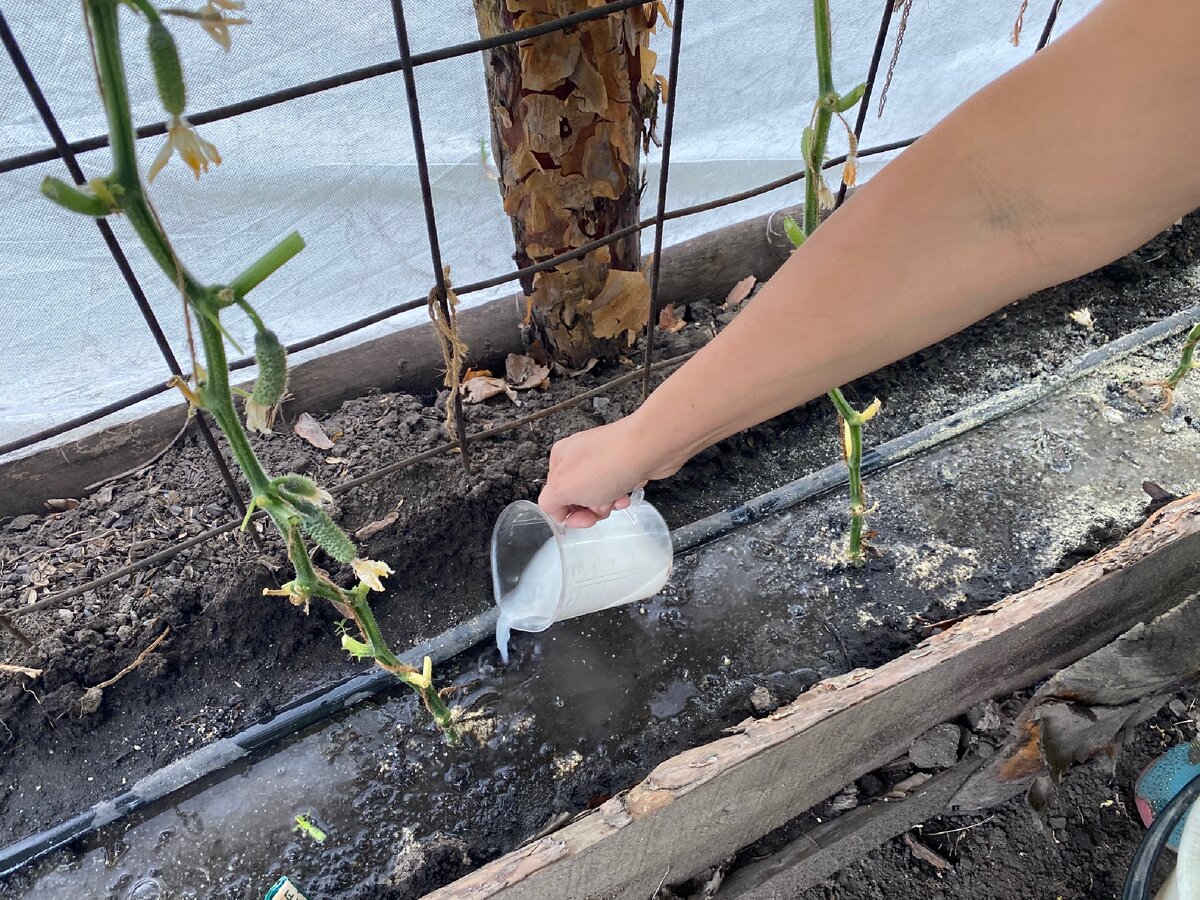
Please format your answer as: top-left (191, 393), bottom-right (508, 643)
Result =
top-left (540, 0), bottom-right (1200, 526)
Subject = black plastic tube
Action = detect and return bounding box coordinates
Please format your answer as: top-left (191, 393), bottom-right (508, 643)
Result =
top-left (1123, 770), bottom-right (1200, 899)
top-left (3, 303), bottom-right (1199, 878)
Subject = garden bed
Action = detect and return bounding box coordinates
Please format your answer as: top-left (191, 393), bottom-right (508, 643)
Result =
top-left (1, 216), bottom-right (1200, 896)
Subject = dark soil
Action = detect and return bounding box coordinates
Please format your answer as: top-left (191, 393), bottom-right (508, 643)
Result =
top-left (784, 690), bottom-right (1199, 900)
top-left (0, 213), bottom-right (1198, 893)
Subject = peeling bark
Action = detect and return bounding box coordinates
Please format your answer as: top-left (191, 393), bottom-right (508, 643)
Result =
top-left (474, 0), bottom-right (667, 368)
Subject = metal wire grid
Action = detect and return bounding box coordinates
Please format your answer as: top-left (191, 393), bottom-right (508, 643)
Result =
top-left (0, 0), bottom-right (1066, 618)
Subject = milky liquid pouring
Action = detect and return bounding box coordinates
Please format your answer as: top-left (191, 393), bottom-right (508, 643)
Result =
top-left (495, 508), bottom-right (672, 664)
top-left (496, 537), bottom-right (559, 664)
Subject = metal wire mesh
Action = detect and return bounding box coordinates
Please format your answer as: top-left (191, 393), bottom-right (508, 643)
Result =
top-left (0, 0), bottom-right (1073, 609)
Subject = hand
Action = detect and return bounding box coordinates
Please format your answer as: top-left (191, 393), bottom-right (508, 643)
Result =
top-left (538, 414), bottom-right (679, 528)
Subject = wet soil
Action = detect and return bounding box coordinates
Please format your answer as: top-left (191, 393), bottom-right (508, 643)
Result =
top-left (0, 215), bottom-right (1199, 896)
top-left (7, 334), bottom-right (1200, 898)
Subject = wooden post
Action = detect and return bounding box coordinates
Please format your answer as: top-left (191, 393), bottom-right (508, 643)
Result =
top-left (473, 0), bottom-right (667, 368)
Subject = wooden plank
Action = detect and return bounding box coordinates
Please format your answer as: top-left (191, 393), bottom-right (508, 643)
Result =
top-left (425, 494), bottom-right (1200, 900)
top-left (714, 757), bottom-right (984, 899)
top-left (951, 592), bottom-right (1200, 812)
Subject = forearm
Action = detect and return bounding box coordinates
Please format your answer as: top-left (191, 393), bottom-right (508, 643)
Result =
top-left (629, 0), bottom-right (1200, 475)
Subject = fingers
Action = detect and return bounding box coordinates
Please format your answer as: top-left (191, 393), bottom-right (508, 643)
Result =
top-left (563, 507), bottom-right (600, 528)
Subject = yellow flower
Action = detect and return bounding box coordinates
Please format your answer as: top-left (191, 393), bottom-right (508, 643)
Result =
top-left (198, 1), bottom-right (249, 51)
top-left (148, 116), bottom-right (221, 182)
top-left (351, 558), bottom-right (394, 592)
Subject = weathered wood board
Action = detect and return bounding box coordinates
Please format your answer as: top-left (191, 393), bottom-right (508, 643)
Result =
top-left (426, 494), bottom-right (1200, 900)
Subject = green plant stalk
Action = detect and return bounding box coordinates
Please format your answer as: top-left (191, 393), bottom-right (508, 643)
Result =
top-left (81, 0), bottom-right (457, 740)
top-left (805, 0), bottom-right (876, 566)
top-left (804, 0), bottom-right (835, 236)
top-left (827, 388), bottom-right (870, 563)
top-left (1165, 322), bottom-right (1200, 390)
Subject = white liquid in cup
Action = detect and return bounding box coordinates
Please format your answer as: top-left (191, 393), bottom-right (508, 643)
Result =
top-left (493, 494), bottom-right (672, 663)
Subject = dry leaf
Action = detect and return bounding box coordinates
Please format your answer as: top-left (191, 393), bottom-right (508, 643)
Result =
top-left (462, 376), bottom-right (518, 404)
top-left (294, 413), bottom-right (335, 450)
top-left (724, 275), bottom-right (756, 308)
top-left (506, 353), bottom-right (551, 390)
top-left (464, 367), bottom-right (494, 381)
top-left (325, 457), bottom-right (346, 465)
top-left (354, 508), bottom-right (401, 542)
top-left (0, 664), bottom-right (43, 678)
top-left (45, 498), bottom-right (80, 512)
top-left (903, 833), bottom-right (952, 871)
top-left (657, 303), bottom-right (686, 333)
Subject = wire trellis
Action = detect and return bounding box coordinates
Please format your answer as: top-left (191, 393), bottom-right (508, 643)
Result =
top-left (0, 0), bottom-right (1067, 615)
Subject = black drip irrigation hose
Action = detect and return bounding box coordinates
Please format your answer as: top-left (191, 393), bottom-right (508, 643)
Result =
top-left (1123, 770), bottom-right (1200, 899)
top-left (3, 303), bottom-right (1199, 878)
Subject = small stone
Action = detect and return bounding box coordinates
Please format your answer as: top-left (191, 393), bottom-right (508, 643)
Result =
top-left (56, 609), bottom-right (75, 625)
top-left (5, 514), bottom-right (40, 533)
top-left (1168, 698), bottom-right (1190, 719)
top-left (592, 396), bottom-right (611, 415)
top-left (749, 685), bottom-right (780, 715)
top-left (857, 773), bottom-right (884, 797)
top-left (167, 505), bottom-right (184, 516)
top-left (79, 686), bottom-right (103, 715)
top-left (828, 785), bottom-right (859, 813)
top-left (887, 771), bottom-right (932, 798)
top-left (1049, 816), bottom-right (1067, 831)
top-left (1102, 406), bottom-right (1125, 426)
top-left (908, 723), bottom-right (962, 770)
top-left (205, 504), bottom-right (226, 518)
top-left (966, 701), bottom-right (1003, 733)
top-left (1162, 417), bottom-right (1186, 434)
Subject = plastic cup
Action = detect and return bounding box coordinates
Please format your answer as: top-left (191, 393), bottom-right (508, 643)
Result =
top-left (491, 490), bottom-right (673, 661)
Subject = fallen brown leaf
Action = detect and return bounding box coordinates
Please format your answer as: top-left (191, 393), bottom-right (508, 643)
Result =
top-left (657, 303), bottom-right (686, 333)
top-left (724, 275), bottom-right (756, 308)
top-left (462, 376), bottom-right (517, 404)
top-left (45, 498), bottom-right (80, 512)
top-left (294, 412), bottom-right (335, 450)
top-left (354, 507), bottom-right (401, 542)
top-left (506, 353), bottom-right (550, 390)
top-left (464, 367), bottom-right (494, 381)
top-left (903, 833), bottom-right (952, 871)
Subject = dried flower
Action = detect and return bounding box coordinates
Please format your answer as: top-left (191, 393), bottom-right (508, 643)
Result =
top-left (197, 1), bottom-right (249, 51)
top-left (1069, 308), bottom-right (1095, 331)
top-left (264, 580), bottom-right (310, 613)
top-left (244, 396), bottom-right (275, 434)
top-left (352, 558), bottom-right (394, 592)
top-left (818, 177), bottom-right (835, 210)
top-left (148, 116), bottom-right (221, 182)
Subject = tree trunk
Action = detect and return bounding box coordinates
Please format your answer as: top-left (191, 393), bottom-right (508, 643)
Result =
top-left (473, 0), bottom-right (667, 369)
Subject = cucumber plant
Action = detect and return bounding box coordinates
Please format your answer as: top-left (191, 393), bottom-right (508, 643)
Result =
top-left (784, 0), bottom-right (879, 566)
top-left (42, 0), bottom-right (457, 740)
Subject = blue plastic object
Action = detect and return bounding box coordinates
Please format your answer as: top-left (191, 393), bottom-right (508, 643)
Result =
top-left (1135, 743), bottom-right (1200, 852)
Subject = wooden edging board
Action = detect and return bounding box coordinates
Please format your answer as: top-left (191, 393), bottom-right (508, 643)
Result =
top-left (426, 493), bottom-right (1200, 900)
